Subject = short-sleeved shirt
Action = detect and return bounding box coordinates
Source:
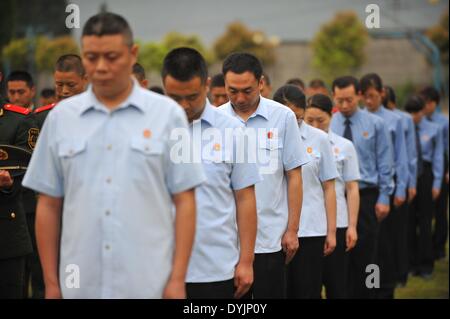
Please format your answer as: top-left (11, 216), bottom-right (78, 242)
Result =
top-left (219, 97), bottom-right (309, 253)
top-left (298, 123), bottom-right (339, 237)
top-left (186, 101), bottom-right (262, 283)
top-left (328, 131), bottom-right (361, 228)
top-left (23, 81), bottom-right (206, 298)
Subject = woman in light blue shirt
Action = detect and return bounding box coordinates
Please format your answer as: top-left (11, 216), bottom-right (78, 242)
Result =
top-left (304, 93), bottom-right (360, 299)
top-left (274, 85), bottom-right (338, 299)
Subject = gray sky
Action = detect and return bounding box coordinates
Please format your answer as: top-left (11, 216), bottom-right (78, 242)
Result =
top-left (70, 0), bottom-right (448, 44)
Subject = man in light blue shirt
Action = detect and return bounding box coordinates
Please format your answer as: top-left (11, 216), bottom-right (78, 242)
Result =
top-left (331, 76), bottom-right (393, 299)
top-left (219, 53), bottom-right (308, 298)
top-left (22, 13), bottom-right (205, 299)
top-left (420, 86), bottom-right (449, 261)
top-left (360, 73), bottom-right (408, 299)
top-left (161, 48), bottom-right (261, 299)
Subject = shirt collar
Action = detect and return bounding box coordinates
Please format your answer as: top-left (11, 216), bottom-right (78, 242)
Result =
top-left (298, 120), bottom-right (308, 140)
top-left (198, 100), bottom-right (215, 126)
top-left (328, 130), bottom-right (337, 145)
top-left (80, 78), bottom-right (145, 116)
top-left (230, 96), bottom-right (269, 121)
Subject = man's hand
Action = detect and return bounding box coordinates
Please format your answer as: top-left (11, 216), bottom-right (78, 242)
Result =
top-left (432, 188), bottom-right (441, 201)
top-left (163, 278), bottom-right (186, 299)
top-left (323, 232), bottom-right (336, 256)
top-left (234, 261), bottom-right (253, 299)
top-left (445, 172), bottom-right (449, 184)
top-left (0, 170), bottom-right (13, 189)
top-left (45, 283), bottom-right (62, 299)
top-left (281, 230), bottom-right (299, 264)
top-left (375, 203), bottom-right (390, 222)
top-left (345, 226), bottom-right (358, 252)
top-left (393, 196), bottom-right (406, 208)
top-left (408, 188), bottom-right (417, 203)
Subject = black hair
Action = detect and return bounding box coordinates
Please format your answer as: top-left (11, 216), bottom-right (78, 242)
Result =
top-left (132, 63), bottom-right (146, 81)
top-left (273, 84), bottom-right (306, 109)
top-left (384, 86), bottom-right (396, 105)
top-left (286, 78), bottom-right (305, 90)
top-left (149, 86), bottom-right (164, 95)
top-left (162, 47), bottom-right (208, 84)
top-left (210, 73), bottom-right (225, 89)
top-left (82, 12), bottom-right (133, 47)
top-left (332, 76), bottom-right (360, 94)
top-left (222, 53), bottom-right (263, 81)
top-left (419, 86), bottom-right (440, 105)
top-left (404, 95), bottom-right (425, 113)
top-left (309, 79), bottom-right (326, 89)
top-left (307, 93), bottom-right (333, 115)
top-left (40, 88), bottom-right (56, 99)
top-left (55, 54), bottom-right (85, 76)
top-left (6, 70), bottom-right (34, 88)
top-left (360, 73), bottom-right (383, 94)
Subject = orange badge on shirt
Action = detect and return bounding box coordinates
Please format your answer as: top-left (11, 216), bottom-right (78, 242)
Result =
top-left (143, 129), bottom-right (152, 139)
top-left (213, 143), bottom-right (221, 151)
top-left (267, 131), bottom-right (273, 139)
top-left (307, 147), bottom-right (313, 154)
top-left (334, 147), bottom-right (340, 154)
top-left (363, 131), bottom-right (369, 138)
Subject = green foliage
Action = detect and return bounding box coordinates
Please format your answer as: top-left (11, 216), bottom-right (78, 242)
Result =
top-left (427, 11), bottom-right (449, 64)
top-left (394, 81), bottom-right (417, 110)
top-left (312, 11), bottom-right (368, 82)
top-left (2, 37), bottom-right (30, 70)
top-left (213, 21), bottom-right (277, 66)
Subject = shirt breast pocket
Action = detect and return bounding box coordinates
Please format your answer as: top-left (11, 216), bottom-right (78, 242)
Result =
top-left (129, 137), bottom-right (165, 183)
top-left (258, 139), bottom-right (283, 175)
top-left (58, 139), bottom-right (87, 182)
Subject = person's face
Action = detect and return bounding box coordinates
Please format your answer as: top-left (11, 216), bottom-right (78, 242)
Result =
top-left (283, 102), bottom-right (304, 122)
top-left (54, 71), bottom-right (87, 101)
top-left (260, 78), bottom-right (272, 98)
top-left (82, 34), bottom-right (137, 99)
top-left (225, 71), bottom-right (263, 111)
top-left (333, 85), bottom-right (360, 117)
top-left (304, 107), bottom-right (331, 132)
top-left (7, 81), bottom-right (35, 107)
top-left (423, 100), bottom-right (436, 116)
top-left (385, 100), bottom-right (396, 110)
top-left (363, 87), bottom-right (384, 112)
top-left (164, 75), bottom-right (209, 123)
top-left (410, 111), bottom-right (423, 124)
top-left (209, 86), bottom-right (228, 107)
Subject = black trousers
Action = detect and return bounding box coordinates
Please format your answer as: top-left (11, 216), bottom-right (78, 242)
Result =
top-left (0, 256), bottom-right (26, 299)
top-left (433, 158), bottom-right (448, 260)
top-left (376, 196), bottom-right (398, 299)
top-left (394, 201), bottom-right (410, 284)
top-left (24, 213), bottom-right (44, 299)
top-left (249, 250), bottom-right (286, 299)
top-left (323, 228), bottom-right (348, 299)
top-left (186, 279), bottom-right (235, 299)
top-left (348, 188), bottom-right (379, 299)
top-left (287, 236), bottom-right (325, 299)
top-left (409, 163), bottom-right (434, 275)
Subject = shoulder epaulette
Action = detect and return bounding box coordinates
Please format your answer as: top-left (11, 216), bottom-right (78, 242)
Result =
top-left (34, 103), bottom-right (56, 114)
top-left (4, 104), bottom-right (31, 115)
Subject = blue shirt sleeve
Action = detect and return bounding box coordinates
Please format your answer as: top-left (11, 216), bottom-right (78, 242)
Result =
top-left (22, 111), bottom-right (64, 197)
top-left (433, 125), bottom-right (445, 190)
top-left (319, 135), bottom-right (339, 182)
top-left (375, 120), bottom-right (394, 205)
top-left (282, 111), bottom-right (309, 171)
top-left (166, 106), bottom-right (206, 194)
top-left (342, 141), bottom-right (361, 182)
top-left (405, 116), bottom-right (418, 189)
top-left (393, 117), bottom-right (409, 198)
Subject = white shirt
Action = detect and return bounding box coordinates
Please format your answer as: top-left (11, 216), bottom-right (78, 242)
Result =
top-left (328, 131), bottom-right (361, 228)
top-left (219, 97), bottom-right (309, 253)
top-left (298, 123), bottom-right (339, 237)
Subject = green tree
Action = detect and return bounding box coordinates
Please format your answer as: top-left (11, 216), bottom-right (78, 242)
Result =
top-left (427, 11), bottom-right (449, 64)
top-left (213, 22), bottom-right (277, 66)
top-left (35, 36), bottom-right (79, 72)
top-left (2, 38), bottom-right (30, 70)
top-left (312, 11), bottom-right (368, 81)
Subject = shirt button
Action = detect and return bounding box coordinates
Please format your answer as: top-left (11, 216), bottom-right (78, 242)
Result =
top-left (107, 145), bottom-right (112, 151)
top-left (105, 210), bottom-right (110, 216)
top-left (106, 177), bottom-right (112, 184)
top-left (105, 245), bottom-right (110, 250)
top-left (10, 212), bottom-right (16, 219)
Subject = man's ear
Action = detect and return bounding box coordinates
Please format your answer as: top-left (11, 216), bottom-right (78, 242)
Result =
top-left (31, 86), bottom-right (36, 99)
top-left (206, 77), bottom-right (211, 94)
top-left (141, 79), bottom-right (149, 89)
top-left (130, 44), bottom-right (139, 65)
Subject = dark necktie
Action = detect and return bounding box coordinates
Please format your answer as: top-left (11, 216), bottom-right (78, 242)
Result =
top-left (343, 118), bottom-right (353, 142)
top-left (415, 124), bottom-right (424, 177)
